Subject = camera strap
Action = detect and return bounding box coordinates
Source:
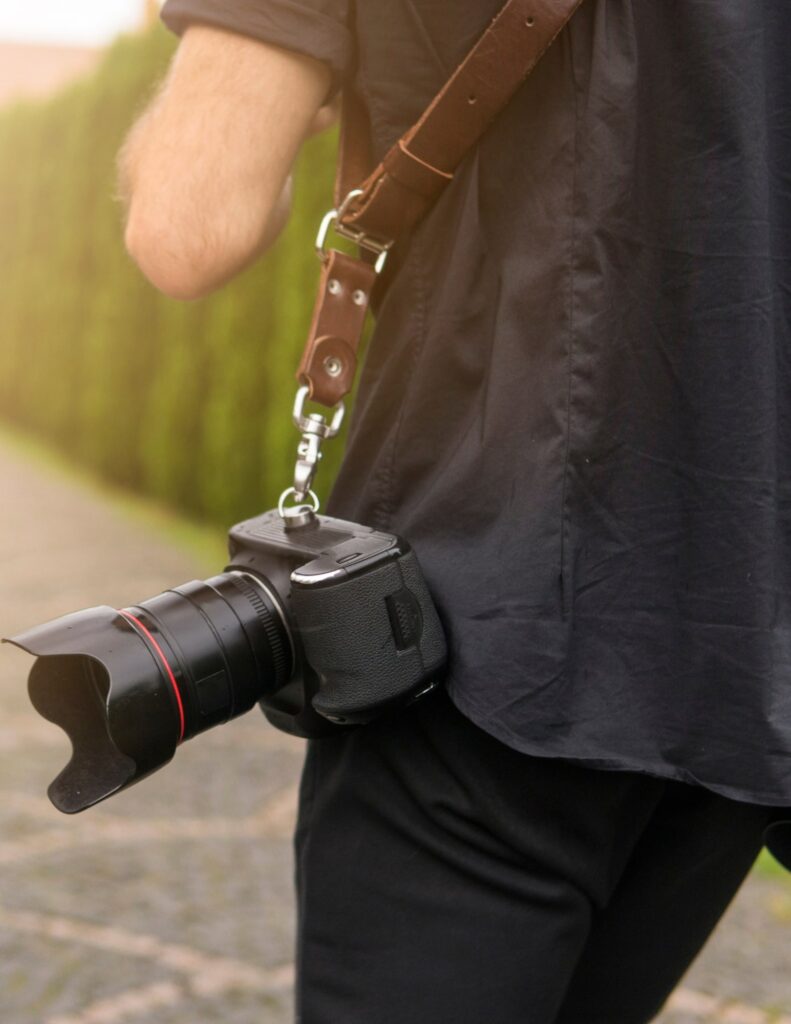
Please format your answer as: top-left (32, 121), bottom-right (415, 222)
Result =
top-left (283, 0), bottom-right (585, 514)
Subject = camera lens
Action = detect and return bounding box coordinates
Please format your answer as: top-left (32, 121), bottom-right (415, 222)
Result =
top-left (6, 571), bottom-right (291, 813)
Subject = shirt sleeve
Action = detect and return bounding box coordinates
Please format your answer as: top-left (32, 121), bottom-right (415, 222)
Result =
top-left (160, 0), bottom-right (355, 99)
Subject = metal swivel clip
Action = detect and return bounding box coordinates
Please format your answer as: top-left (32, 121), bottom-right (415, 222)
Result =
top-left (278, 385), bottom-right (345, 517)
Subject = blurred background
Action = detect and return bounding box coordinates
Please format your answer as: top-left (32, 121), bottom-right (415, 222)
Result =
top-left (0, 3), bottom-right (788, 1022)
top-left (0, 0), bottom-right (343, 526)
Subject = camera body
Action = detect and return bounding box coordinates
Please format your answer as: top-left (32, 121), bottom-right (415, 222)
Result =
top-left (226, 507), bottom-right (446, 737)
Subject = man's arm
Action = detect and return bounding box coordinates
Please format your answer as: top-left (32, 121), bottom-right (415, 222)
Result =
top-left (119, 24), bottom-right (335, 300)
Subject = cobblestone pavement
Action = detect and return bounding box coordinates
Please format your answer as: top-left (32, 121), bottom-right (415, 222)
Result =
top-left (0, 434), bottom-right (789, 1024)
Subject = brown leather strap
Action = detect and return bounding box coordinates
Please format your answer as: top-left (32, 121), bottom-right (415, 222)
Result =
top-left (334, 81), bottom-right (373, 210)
top-left (299, 0), bottom-right (584, 407)
top-left (338, 0), bottom-right (584, 243)
top-left (297, 249), bottom-right (378, 408)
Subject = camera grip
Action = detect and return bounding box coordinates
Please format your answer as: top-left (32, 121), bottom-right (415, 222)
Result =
top-left (291, 551), bottom-right (446, 724)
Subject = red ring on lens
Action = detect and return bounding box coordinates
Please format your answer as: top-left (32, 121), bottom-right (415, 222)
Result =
top-left (118, 609), bottom-right (186, 744)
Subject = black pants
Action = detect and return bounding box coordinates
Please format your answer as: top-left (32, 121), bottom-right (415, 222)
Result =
top-left (294, 690), bottom-right (771, 1024)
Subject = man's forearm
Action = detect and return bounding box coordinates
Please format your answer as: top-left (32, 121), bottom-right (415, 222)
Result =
top-left (119, 25), bottom-right (333, 300)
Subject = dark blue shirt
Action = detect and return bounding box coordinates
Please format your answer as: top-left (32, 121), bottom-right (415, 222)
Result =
top-left (162, 0), bottom-right (791, 817)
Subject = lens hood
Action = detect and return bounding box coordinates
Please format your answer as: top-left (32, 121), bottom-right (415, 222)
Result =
top-left (7, 606), bottom-right (183, 813)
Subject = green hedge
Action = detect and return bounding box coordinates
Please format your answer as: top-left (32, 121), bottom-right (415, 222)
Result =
top-left (0, 26), bottom-right (342, 525)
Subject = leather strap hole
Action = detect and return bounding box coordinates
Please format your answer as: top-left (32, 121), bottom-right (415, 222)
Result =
top-left (467, 94), bottom-right (477, 105)
top-left (525, 15), bottom-right (536, 27)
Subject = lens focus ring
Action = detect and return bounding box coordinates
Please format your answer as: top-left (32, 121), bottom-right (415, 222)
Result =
top-left (228, 573), bottom-right (291, 688)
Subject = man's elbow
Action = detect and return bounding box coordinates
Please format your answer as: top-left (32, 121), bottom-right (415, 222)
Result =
top-left (124, 187), bottom-right (289, 300)
top-left (124, 206), bottom-right (227, 301)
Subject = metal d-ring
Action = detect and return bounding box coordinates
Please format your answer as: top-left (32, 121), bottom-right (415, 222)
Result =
top-left (292, 385), bottom-right (345, 438)
top-left (314, 190), bottom-right (364, 262)
top-left (314, 189), bottom-right (392, 274)
top-left (278, 487), bottom-right (320, 519)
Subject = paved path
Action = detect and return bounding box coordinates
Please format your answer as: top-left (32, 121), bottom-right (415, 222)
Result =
top-left (0, 435), bottom-right (788, 1024)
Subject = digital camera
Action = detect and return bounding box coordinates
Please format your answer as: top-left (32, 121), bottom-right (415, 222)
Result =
top-left (6, 506), bottom-right (446, 814)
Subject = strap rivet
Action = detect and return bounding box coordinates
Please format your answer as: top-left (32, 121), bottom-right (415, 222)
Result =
top-left (352, 289), bottom-right (367, 306)
top-left (323, 356), bottom-right (344, 378)
top-left (328, 278), bottom-right (342, 296)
